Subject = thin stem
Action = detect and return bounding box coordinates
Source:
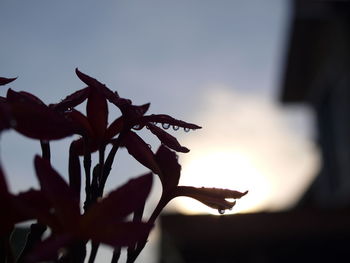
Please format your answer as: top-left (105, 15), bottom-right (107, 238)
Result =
top-left (88, 242), bottom-right (99, 263)
top-left (127, 195), bottom-right (169, 263)
top-left (40, 140), bottom-right (51, 162)
top-left (111, 247), bottom-right (121, 263)
top-left (83, 138), bottom-right (92, 211)
top-left (99, 132), bottom-right (124, 196)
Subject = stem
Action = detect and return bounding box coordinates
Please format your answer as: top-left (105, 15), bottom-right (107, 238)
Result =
top-left (88, 242), bottom-right (99, 263)
top-left (83, 138), bottom-right (92, 211)
top-left (127, 195), bottom-right (169, 263)
top-left (40, 140), bottom-right (50, 162)
top-left (99, 133), bottom-right (124, 196)
top-left (111, 247), bottom-right (121, 263)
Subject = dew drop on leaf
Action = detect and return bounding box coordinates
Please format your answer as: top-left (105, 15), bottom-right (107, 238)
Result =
top-left (172, 125), bottom-right (179, 131)
top-left (184, 127), bottom-right (190, 132)
top-left (162, 123), bottom-right (170, 129)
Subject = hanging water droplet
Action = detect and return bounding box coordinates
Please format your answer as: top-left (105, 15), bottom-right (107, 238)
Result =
top-left (65, 107), bottom-right (73, 113)
top-left (147, 144), bottom-right (152, 149)
top-left (162, 123), bottom-right (170, 129)
top-left (218, 209), bottom-right (225, 215)
top-left (172, 125), bottom-right (179, 131)
top-left (146, 125), bottom-right (150, 129)
top-left (184, 127), bottom-right (190, 132)
top-left (133, 124), bottom-right (141, 130)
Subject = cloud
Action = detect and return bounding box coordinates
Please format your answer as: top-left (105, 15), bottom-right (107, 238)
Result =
top-left (171, 85), bottom-right (320, 213)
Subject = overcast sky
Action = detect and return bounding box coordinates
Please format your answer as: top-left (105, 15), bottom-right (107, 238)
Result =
top-left (0, 1), bottom-right (319, 262)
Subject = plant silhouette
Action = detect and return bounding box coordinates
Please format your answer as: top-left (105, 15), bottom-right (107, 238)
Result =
top-left (0, 70), bottom-right (247, 262)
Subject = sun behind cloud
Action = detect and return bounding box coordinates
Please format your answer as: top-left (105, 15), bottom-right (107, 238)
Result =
top-left (170, 86), bottom-right (320, 215)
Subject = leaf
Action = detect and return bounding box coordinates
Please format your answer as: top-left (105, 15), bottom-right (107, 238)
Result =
top-left (87, 87), bottom-right (108, 142)
top-left (0, 77), bottom-right (17, 86)
top-left (50, 87), bottom-right (89, 111)
top-left (69, 141), bottom-right (81, 202)
top-left (83, 222), bottom-right (153, 247)
top-left (75, 68), bottom-right (105, 90)
top-left (104, 117), bottom-right (124, 140)
top-left (148, 124), bottom-right (189, 153)
top-left (174, 186), bottom-right (248, 210)
top-left (141, 114), bottom-right (202, 130)
top-left (121, 103), bottom-right (150, 127)
top-left (121, 131), bottom-right (161, 174)
top-left (81, 173), bottom-right (153, 229)
top-left (7, 89), bottom-right (76, 140)
top-left (65, 109), bottom-right (94, 138)
top-left (154, 145), bottom-right (181, 191)
top-left (34, 156), bottom-right (81, 231)
top-left (25, 234), bottom-right (74, 263)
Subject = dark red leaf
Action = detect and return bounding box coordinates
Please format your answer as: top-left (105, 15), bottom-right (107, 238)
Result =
top-left (71, 138), bottom-right (100, 156)
top-left (11, 190), bottom-right (59, 230)
top-left (141, 114), bottom-right (202, 130)
top-left (7, 89), bottom-right (76, 140)
top-left (155, 145), bottom-right (181, 191)
top-left (121, 131), bottom-right (160, 174)
top-left (104, 117), bottom-right (124, 140)
top-left (83, 222), bottom-right (153, 247)
top-left (25, 233), bottom-right (74, 263)
top-left (34, 156), bottom-right (81, 231)
top-left (69, 141), bottom-right (81, 202)
top-left (174, 186), bottom-right (248, 211)
top-left (148, 124), bottom-right (189, 153)
top-left (65, 109), bottom-right (94, 138)
top-left (121, 103), bottom-right (150, 126)
top-left (75, 68), bottom-right (106, 90)
top-left (81, 173), bottom-right (152, 228)
top-left (50, 87), bottom-right (89, 111)
top-left (0, 99), bottom-right (12, 132)
top-left (87, 87), bottom-right (108, 142)
top-left (0, 77), bottom-right (16, 86)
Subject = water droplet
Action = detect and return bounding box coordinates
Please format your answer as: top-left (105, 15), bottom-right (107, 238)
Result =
top-left (133, 124), bottom-right (141, 130)
top-left (172, 125), bottom-right (179, 131)
top-left (162, 123), bottom-right (170, 129)
top-left (147, 144), bottom-right (152, 149)
top-left (65, 107), bottom-right (73, 113)
top-left (184, 127), bottom-right (190, 132)
top-left (146, 125), bottom-right (150, 129)
top-left (218, 209), bottom-right (225, 215)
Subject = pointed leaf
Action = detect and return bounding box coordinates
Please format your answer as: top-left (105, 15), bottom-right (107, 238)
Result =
top-left (81, 173), bottom-right (153, 229)
top-left (155, 145), bottom-right (181, 191)
top-left (104, 116), bottom-right (124, 140)
top-left (141, 114), bottom-right (202, 130)
top-left (121, 131), bottom-right (160, 174)
top-left (148, 124), bottom-right (189, 153)
top-left (7, 89), bottom-right (75, 140)
top-left (87, 87), bottom-right (108, 142)
top-left (75, 68), bottom-right (105, 90)
top-left (34, 156), bottom-right (81, 231)
top-left (0, 77), bottom-right (16, 86)
top-left (174, 186), bottom-right (248, 210)
top-left (50, 87), bottom-right (89, 111)
top-left (65, 109), bottom-right (94, 138)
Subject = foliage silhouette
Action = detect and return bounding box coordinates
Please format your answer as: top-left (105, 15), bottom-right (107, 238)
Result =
top-left (0, 70), bottom-right (247, 262)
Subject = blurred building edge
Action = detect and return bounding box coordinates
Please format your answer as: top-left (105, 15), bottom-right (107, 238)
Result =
top-left (280, 0), bottom-right (350, 209)
top-left (159, 1), bottom-right (350, 262)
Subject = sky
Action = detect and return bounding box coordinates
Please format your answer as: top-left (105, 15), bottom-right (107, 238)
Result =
top-left (0, 0), bottom-right (319, 262)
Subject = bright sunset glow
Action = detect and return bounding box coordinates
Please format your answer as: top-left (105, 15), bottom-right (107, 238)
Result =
top-left (169, 87), bottom-right (320, 215)
top-left (178, 150), bottom-right (272, 214)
